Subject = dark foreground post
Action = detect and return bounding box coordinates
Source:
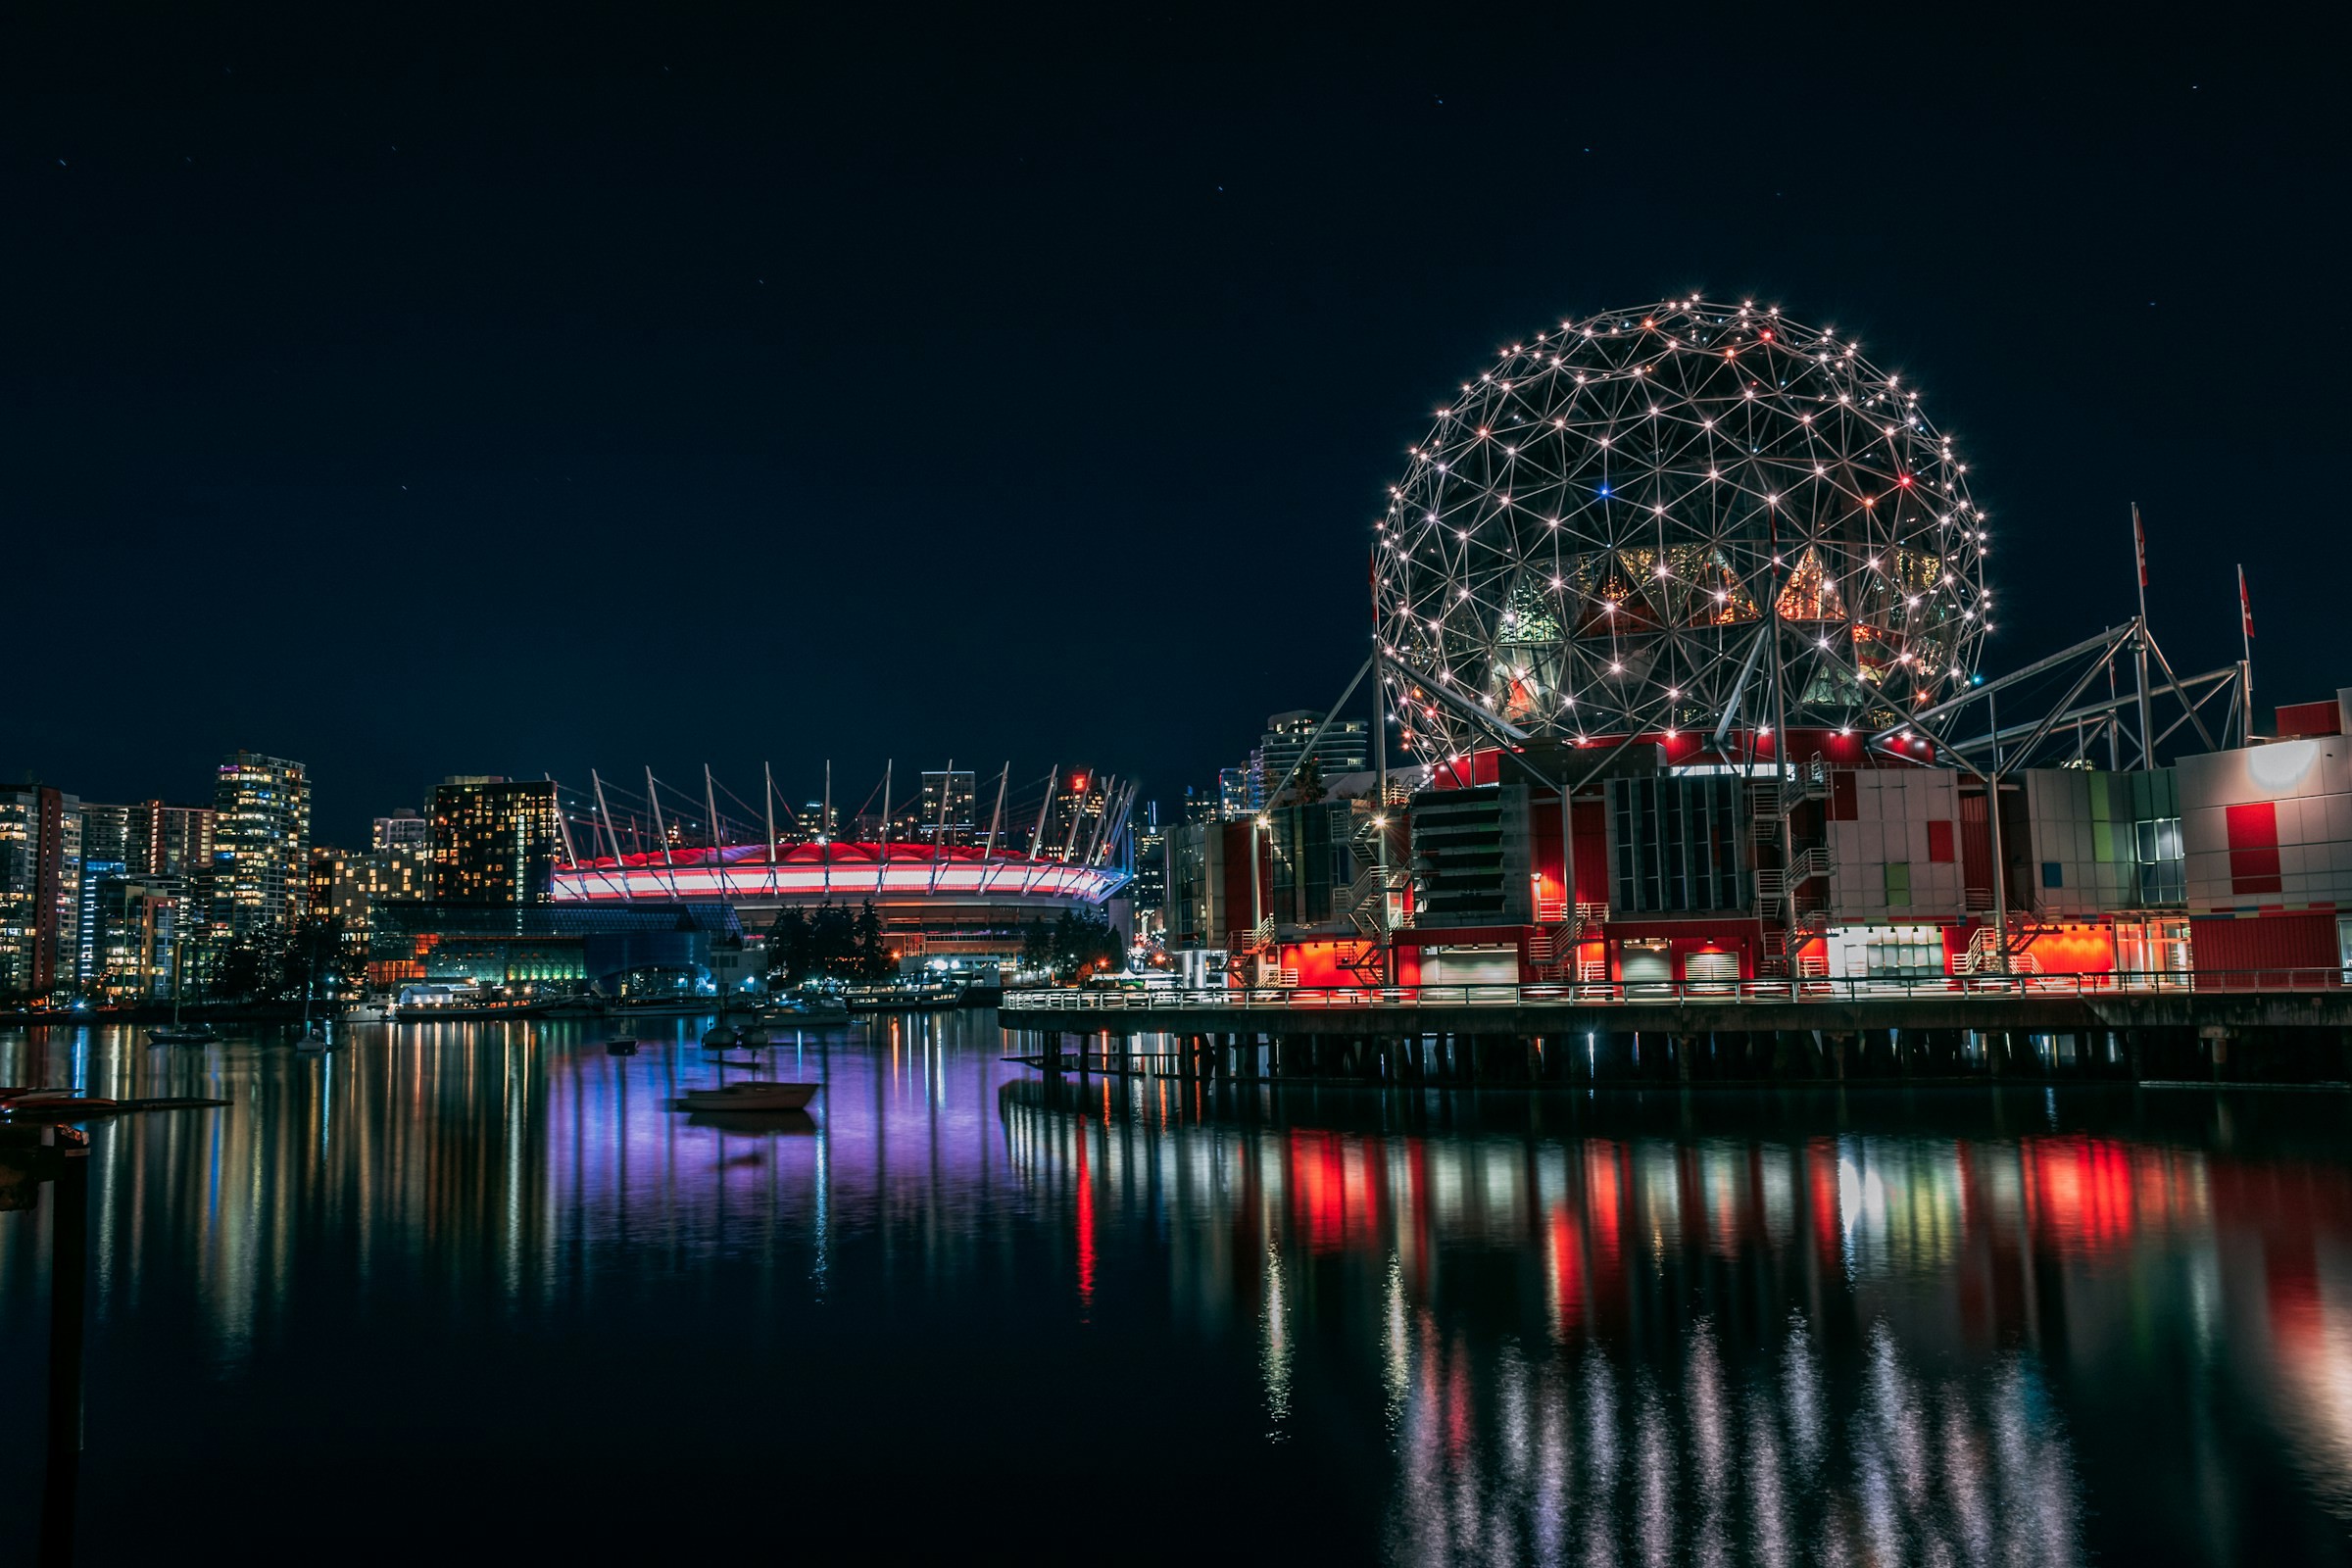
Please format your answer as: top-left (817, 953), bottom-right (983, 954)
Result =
top-left (41, 1137), bottom-right (89, 1568)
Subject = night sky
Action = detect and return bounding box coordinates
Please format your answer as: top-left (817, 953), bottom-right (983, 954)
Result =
top-left (10, 6), bottom-right (2344, 845)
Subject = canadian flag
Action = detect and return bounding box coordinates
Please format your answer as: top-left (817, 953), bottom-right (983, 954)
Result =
top-left (2239, 564), bottom-right (2254, 640)
top-left (2132, 503), bottom-right (2149, 589)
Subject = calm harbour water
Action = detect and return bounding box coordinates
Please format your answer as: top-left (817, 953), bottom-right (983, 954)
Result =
top-left (4, 1012), bottom-right (2352, 1564)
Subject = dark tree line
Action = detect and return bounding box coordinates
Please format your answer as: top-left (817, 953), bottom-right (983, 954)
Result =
top-left (205, 915), bottom-right (365, 1003)
top-left (765, 901), bottom-right (894, 984)
top-left (1019, 909), bottom-right (1126, 979)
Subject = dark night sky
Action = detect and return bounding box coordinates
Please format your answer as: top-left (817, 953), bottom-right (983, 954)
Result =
top-left (8, 5), bottom-right (2345, 844)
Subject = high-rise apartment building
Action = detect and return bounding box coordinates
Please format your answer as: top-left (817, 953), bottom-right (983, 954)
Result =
top-left (372, 808), bottom-right (428, 853)
top-left (88, 877), bottom-right (180, 1002)
top-left (364, 844), bottom-right (429, 906)
top-left (208, 752), bottom-right (312, 941)
top-left (1216, 766), bottom-right (1252, 822)
top-left (84, 801), bottom-right (214, 880)
top-left (0, 785), bottom-right (83, 997)
top-left (917, 769), bottom-right (978, 843)
top-left (1250, 710), bottom-right (1370, 808)
top-left (77, 858), bottom-right (127, 981)
top-left (309, 847), bottom-right (373, 931)
top-left (1039, 770), bottom-right (1110, 862)
top-left (1131, 801), bottom-right (1167, 939)
top-left (428, 777), bottom-right (560, 906)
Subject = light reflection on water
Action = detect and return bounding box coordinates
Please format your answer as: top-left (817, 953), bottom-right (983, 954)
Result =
top-left (1, 1013), bottom-right (2350, 1563)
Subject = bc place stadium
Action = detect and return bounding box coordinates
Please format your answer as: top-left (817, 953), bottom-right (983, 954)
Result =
top-left (552, 763), bottom-right (1134, 951)
top-left (354, 763), bottom-right (1133, 1001)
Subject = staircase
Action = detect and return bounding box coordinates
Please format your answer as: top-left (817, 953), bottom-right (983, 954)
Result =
top-left (1530, 902), bottom-right (1605, 982)
top-left (1754, 846), bottom-right (1835, 904)
top-left (1336, 809), bottom-right (1412, 940)
top-left (1956, 923), bottom-right (2041, 975)
top-left (1758, 908), bottom-right (1829, 977)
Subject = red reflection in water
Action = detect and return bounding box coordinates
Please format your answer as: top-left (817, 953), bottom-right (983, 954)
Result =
top-left (2021, 1137), bottom-right (2138, 1250)
top-left (1806, 1139), bottom-right (1840, 1266)
top-left (1289, 1130), bottom-right (1375, 1254)
top-left (1547, 1204), bottom-right (1585, 1340)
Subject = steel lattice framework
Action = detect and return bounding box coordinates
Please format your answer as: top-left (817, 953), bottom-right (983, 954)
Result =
top-left (1374, 298), bottom-right (1993, 759)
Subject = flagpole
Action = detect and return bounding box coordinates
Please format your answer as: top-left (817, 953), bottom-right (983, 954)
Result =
top-left (2132, 504), bottom-right (2155, 767)
top-left (2238, 563), bottom-right (2255, 746)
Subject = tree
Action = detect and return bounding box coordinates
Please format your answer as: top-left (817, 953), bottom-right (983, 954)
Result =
top-left (284, 915), bottom-right (362, 1003)
top-left (767, 907), bottom-right (812, 984)
top-left (1276, 755), bottom-right (1327, 808)
top-left (854, 901), bottom-right (892, 981)
top-left (768, 903), bottom-right (891, 983)
top-left (1019, 909), bottom-right (1126, 980)
top-left (211, 940), bottom-right (267, 1001)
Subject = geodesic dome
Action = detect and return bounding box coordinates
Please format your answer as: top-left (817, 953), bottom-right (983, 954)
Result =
top-left (1374, 297), bottom-right (1992, 760)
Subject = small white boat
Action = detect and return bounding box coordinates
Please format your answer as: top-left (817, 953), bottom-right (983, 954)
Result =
top-left (679, 1081), bottom-right (819, 1113)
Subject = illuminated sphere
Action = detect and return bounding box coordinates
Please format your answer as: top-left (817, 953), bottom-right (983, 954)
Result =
top-left (1374, 298), bottom-right (1991, 759)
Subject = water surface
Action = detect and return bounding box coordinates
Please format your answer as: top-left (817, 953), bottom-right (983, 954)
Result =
top-left (3, 1014), bottom-right (2350, 1564)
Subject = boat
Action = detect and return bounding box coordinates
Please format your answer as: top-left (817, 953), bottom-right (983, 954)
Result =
top-left (605, 1038), bottom-right (639, 1056)
top-left (734, 1025), bottom-right (771, 1047)
top-left (686, 1108), bottom-right (818, 1134)
top-left (678, 1081), bottom-right (820, 1113)
top-left (293, 964), bottom-right (330, 1050)
top-left (149, 961), bottom-right (217, 1046)
top-left (702, 1024), bottom-right (741, 1047)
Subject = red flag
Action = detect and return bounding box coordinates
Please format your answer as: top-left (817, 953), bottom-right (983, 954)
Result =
top-left (2132, 503), bottom-right (2149, 589)
top-left (2239, 564), bottom-right (2254, 639)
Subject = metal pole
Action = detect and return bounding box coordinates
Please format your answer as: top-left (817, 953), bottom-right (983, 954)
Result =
top-left (2132, 507), bottom-right (2155, 768)
top-left (762, 761), bottom-right (778, 896)
top-left (592, 771), bottom-right (632, 904)
top-left (1987, 773), bottom-right (2011, 974)
top-left (646, 767), bottom-right (681, 900)
top-left (1373, 657), bottom-right (1396, 987)
top-left (2117, 644), bottom-right (2135, 770)
top-left (1768, 600), bottom-right (1794, 985)
top-left (876, 760), bottom-right (893, 901)
top-left (1247, 810), bottom-right (1263, 986)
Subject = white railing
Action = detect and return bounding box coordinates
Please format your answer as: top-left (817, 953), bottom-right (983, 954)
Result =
top-left (1000, 968), bottom-right (2347, 1012)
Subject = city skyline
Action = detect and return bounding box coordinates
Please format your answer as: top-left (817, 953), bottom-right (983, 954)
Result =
top-left (7, 11), bottom-right (2343, 836)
